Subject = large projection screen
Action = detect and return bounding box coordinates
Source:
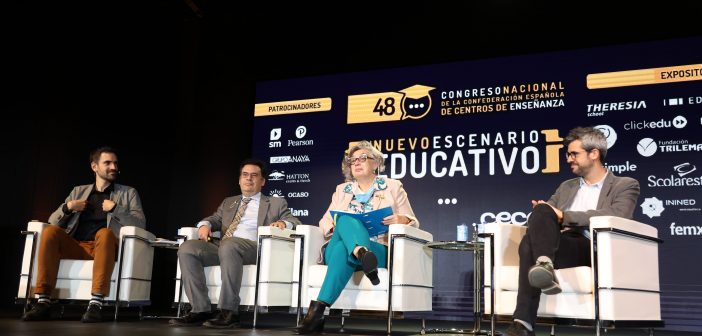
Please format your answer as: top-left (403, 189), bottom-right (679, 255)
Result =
top-left (253, 37), bottom-right (702, 331)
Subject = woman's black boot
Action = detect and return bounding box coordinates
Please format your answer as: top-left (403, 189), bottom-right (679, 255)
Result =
top-left (297, 300), bottom-right (328, 334)
top-left (357, 247), bottom-right (380, 285)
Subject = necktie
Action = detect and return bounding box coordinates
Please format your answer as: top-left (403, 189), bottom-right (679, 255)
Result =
top-left (223, 197), bottom-right (251, 239)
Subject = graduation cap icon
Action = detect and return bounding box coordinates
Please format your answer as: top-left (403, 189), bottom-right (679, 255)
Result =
top-left (398, 84), bottom-right (435, 120)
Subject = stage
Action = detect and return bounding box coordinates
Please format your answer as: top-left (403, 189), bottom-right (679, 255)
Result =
top-left (0, 308), bottom-right (687, 336)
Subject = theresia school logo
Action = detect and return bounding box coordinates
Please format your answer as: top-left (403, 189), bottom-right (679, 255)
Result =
top-left (347, 84), bottom-right (434, 124)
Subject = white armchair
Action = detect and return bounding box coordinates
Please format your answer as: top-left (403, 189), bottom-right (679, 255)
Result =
top-left (292, 224), bottom-right (433, 334)
top-left (483, 216), bottom-right (664, 335)
top-left (17, 220), bottom-right (155, 319)
top-left (173, 225), bottom-right (296, 326)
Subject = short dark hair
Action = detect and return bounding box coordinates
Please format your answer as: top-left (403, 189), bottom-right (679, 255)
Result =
top-left (90, 146), bottom-right (117, 163)
top-left (239, 158), bottom-right (267, 179)
top-left (564, 127), bottom-right (608, 161)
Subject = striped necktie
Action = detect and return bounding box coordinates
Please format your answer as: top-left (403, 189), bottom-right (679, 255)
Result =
top-left (223, 197), bottom-right (251, 239)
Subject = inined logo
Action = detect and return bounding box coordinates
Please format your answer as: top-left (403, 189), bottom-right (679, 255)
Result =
top-left (640, 197), bottom-right (665, 218)
top-left (269, 189), bottom-right (283, 198)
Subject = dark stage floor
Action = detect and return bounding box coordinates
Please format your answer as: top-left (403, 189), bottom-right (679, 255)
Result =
top-left (0, 308), bottom-right (694, 336)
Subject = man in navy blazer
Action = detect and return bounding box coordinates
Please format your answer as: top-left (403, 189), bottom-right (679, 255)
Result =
top-left (506, 127), bottom-right (640, 336)
top-left (22, 146), bottom-right (146, 323)
top-left (170, 159), bottom-right (301, 329)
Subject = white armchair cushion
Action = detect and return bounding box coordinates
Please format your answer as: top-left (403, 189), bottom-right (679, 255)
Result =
top-left (18, 221), bottom-right (155, 303)
top-left (292, 224), bottom-right (433, 312)
top-left (174, 225), bottom-right (295, 307)
top-left (483, 217), bottom-right (662, 322)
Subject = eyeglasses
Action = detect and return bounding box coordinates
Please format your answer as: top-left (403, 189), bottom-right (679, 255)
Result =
top-left (345, 153), bottom-right (375, 165)
top-left (565, 150), bottom-right (591, 159)
top-left (240, 172), bottom-right (260, 179)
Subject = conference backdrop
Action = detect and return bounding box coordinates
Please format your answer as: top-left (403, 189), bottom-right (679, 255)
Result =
top-left (252, 37), bottom-right (702, 331)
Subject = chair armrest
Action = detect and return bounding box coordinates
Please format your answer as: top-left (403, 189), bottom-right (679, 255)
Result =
top-left (292, 224), bottom-right (324, 307)
top-left (388, 224), bottom-right (433, 242)
top-left (177, 227), bottom-right (199, 241)
top-left (388, 225), bottom-right (433, 287)
top-left (589, 216), bottom-right (658, 239)
top-left (26, 220), bottom-right (47, 233)
top-left (119, 226), bottom-right (156, 241)
top-left (483, 223), bottom-right (526, 289)
top-left (18, 221), bottom-right (49, 299)
top-left (588, 217), bottom-right (660, 291)
top-left (116, 226), bottom-right (155, 295)
top-left (258, 225), bottom-right (295, 238)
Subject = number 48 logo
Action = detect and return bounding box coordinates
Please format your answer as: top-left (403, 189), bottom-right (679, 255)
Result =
top-left (348, 84), bottom-right (435, 124)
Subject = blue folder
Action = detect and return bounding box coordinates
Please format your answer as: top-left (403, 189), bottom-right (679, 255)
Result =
top-left (330, 207), bottom-right (394, 236)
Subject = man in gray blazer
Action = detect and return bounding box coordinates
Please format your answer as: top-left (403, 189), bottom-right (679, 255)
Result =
top-left (22, 146), bottom-right (146, 323)
top-left (170, 159), bottom-right (301, 329)
top-left (506, 127), bottom-right (640, 336)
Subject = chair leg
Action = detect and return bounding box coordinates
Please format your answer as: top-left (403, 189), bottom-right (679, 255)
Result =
top-left (595, 320), bottom-right (601, 336)
top-left (421, 318), bottom-right (426, 335)
top-left (339, 316), bottom-right (345, 333)
top-left (648, 328), bottom-right (654, 336)
top-left (550, 325), bottom-right (556, 336)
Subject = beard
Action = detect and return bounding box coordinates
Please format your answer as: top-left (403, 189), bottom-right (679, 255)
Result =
top-left (98, 170), bottom-right (118, 182)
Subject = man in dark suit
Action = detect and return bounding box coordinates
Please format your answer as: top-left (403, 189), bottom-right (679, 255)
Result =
top-left (506, 127), bottom-right (640, 336)
top-left (22, 146), bottom-right (146, 323)
top-left (169, 159), bottom-right (301, 329)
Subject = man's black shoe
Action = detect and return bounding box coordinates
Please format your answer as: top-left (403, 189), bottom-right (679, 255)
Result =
top-left (528, 260), bottom-right (561, 295)
top-left (168, 311), bottom-right (213, 326)
top-left (357, 247), bottom-right (380, 285)
top-left (203, 309), bottom-right (240, 329)
top-left (505, 321), bottom-right (535, 336)
top-left (22, 302), bottom-right (51, 321)
top-left (81, 303), bottom-right (103, 323)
